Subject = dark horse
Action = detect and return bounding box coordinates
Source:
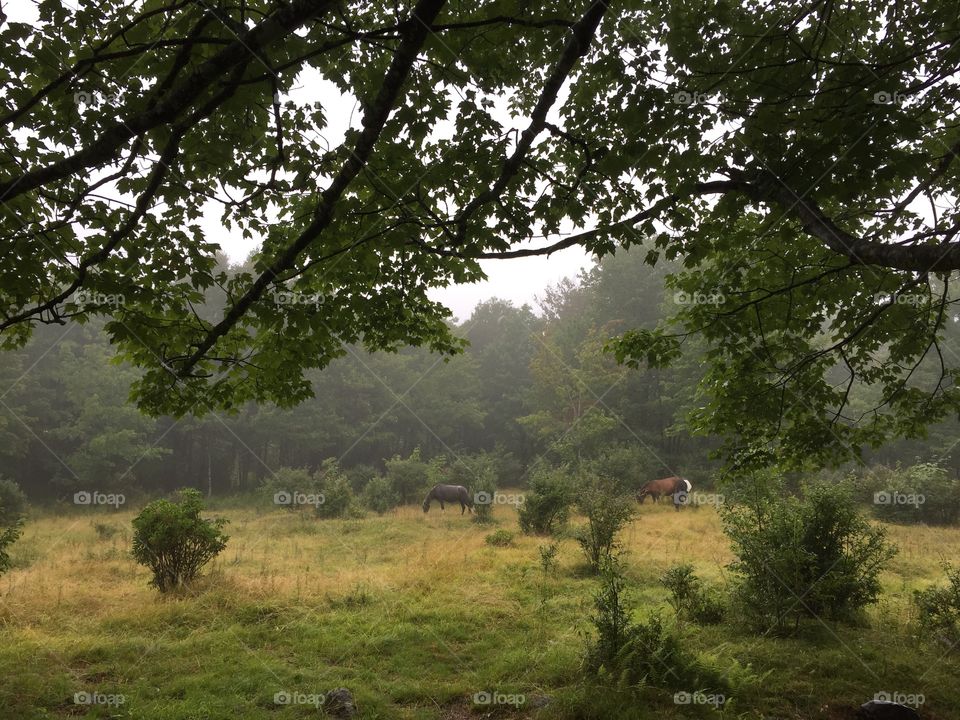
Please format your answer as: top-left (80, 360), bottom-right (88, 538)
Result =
top-left (422, 484), bottom-right (474, 514)
top-left (636, 476), bottom-right (692, 511)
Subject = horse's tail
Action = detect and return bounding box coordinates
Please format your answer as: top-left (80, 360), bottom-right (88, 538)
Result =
top-left (672, 477), bottom-right (691, 510)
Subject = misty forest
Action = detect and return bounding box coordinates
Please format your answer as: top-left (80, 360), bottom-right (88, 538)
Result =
top-left (1, 1), bottom-right (960, 718)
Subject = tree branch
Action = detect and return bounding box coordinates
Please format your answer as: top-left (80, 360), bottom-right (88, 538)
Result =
top-left (169, 0), bottom-right (450, 378)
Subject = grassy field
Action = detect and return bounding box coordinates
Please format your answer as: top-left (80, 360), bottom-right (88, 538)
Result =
top-left (1, 497), bottom-right (958, 719)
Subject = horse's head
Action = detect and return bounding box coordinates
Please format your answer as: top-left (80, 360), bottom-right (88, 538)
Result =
top-left (422, 499), bottom-right (430, 513)
top-left (636, 488), bottom-right (648, 504)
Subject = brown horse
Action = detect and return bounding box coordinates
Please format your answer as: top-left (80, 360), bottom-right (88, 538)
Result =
top-left (636, 476), bottom-right (692, 511)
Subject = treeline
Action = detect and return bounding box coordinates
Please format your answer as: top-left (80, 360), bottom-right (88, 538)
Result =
top-left (1, 248), bottom-right (958, 503)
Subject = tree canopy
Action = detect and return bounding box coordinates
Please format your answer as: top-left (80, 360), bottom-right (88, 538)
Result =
top-left (2, 0), bottom-right (958, 466)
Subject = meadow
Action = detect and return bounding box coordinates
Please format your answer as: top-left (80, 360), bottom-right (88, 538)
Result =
top-left (1, 498), bottom-right (958, 719)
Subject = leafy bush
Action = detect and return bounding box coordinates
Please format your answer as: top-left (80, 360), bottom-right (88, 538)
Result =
top-left (0, 478), bottom-right (27, 527)
top-left (517, 466), bottom-right (575, 535)
top-left (584, 558), bottom-right (726, 693)
top-left (262, 463), bottom-right (358, 519)
top-left (361, 475), bottom-right (399, 514)
top-left (471, 465), bottom-right (498, 524)
top-left (721, 478), bottom-right (896, 634)
top-left (131, 488), bottom-right (229, 593)
top-left (313, 460), bottom-right (358, 519)
top-left (385, 447), bottom-right (429, 505)
top-left (0, 478), bottom-right (26, 577)
top-left (0, 523), bottom-right (22, 577)
top-left (914, 562), bottom-right (960, 650)
top-left (260, 467), bottom-right (317, 510)
top-left (485, 529), bottom-right (514, 547)
top-left (575, 477), bottom-right (634, 572)
top-left (345, 464), bottom-right (380, 493)
top-left (660, 564), bottom-right (725, 625)
top-left (871, 462), bottom-right (960, 525)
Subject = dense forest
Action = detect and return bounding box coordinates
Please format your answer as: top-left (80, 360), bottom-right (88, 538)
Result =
top-left (4, 247), bottom-right (958, 504)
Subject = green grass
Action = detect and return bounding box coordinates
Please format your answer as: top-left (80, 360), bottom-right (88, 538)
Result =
top-left (1, 500), bottom-right (958, 718)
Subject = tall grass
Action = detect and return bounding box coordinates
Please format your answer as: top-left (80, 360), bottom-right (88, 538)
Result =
top-left (0, 498), bottom-right (958, 718)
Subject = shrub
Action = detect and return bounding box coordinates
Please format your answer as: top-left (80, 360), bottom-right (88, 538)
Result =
top-left (538, 543), bottom-right (559, 573)
top-left (385, 447), bottom-right (429, 505)
top-left (0, 523), bottom-right (22, 577)
top-left (261, 467), bottom-right (317, 511)
top-left (914, 562), bottom-right (960, 650)
top-left (871, 461), bottom-right (960, 525)
top-left (131, 488), bottom-right (229, 592)
top-left (517, 466), bottom-right (575, 535)
top-left (485, 529), bottom-right (514, 547)
top-left (314, 460), bottom-right (358, 519)
top-left (659, 564), bottom-right (725, 625)
top-left (721, 478), bottom-right (896, 634)
top-left (0, 478), bottom-right (26, 577)
top-left (471, 465), bottom-right (498, 524)
top-left (262, 463), bottom-right (358, 519)
top-left (345, 464), bottom-right (379, 493)
top-left (575, 477), bottom-right (634, 572)
top-left (362, 475), bottom-right (399, 514)
top-left (0, 478), bottom-right (27, 527)
top-left (584, 558), bottom-right (726, 693)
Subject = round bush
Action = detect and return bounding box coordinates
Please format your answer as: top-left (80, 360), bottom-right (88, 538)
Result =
top-left (131, 488), bottom-right (228, 593)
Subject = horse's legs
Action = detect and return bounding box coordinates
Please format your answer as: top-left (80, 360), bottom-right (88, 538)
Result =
top-left (460, 502), bottom-right (466, 515)
top-left (440, 500), bottom-right (445, 510)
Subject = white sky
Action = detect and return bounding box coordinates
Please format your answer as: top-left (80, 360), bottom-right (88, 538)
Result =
top-left (431, 250), bottom-right (594, 322)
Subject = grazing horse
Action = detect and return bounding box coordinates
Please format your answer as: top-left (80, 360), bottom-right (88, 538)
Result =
top-left (636, 476), bottom-right (693, 511)
top-left (422, 484), bottom-right (474, 514)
